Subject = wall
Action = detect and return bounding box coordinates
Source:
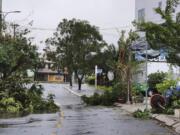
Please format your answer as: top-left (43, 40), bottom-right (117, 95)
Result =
top-left (48, 75), bottom-right (64, 82)
top-left (134, 0), bottom-right (180, 83)
top-left (135, 0), bottom-right (180, 23)
top-left (133, 62), bottom-right (180, 83)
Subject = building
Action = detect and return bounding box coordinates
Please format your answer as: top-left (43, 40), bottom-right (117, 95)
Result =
top-left (35, 61), bottom-right (69, 83)
top-left (136, 0), bottom-right (180, 24)
top-left (133, 0), bottom-right (180, 83)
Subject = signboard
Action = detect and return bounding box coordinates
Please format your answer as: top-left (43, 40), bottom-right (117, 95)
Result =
top-left (107, 71), bottom-right (114, 81)
top-left (97, 69), bottom-right (103, 74)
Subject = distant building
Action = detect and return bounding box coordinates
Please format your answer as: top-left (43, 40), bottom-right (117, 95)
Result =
top-left (35, 61), bottom-right (69, 83)
top-left (133, 0), bottom-right (180, 83)
top-left (136, 0), bottom-right (180, 24)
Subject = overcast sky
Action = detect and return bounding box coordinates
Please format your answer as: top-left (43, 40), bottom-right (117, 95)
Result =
top-left (3, 0), bottom-right (135, 52)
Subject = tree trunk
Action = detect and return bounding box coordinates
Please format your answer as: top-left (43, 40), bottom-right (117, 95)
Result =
top-left (69, 73), bottom-right (73, 87)
top-left (78, 78), bottom-right (82, 90)
top-left (34, 72), bottom-right (36, 81)
top-left (34, 69), bottom-right (37, 81)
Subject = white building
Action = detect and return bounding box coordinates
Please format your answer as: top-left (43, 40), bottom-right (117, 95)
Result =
top-left (133, 0), bottom-right (180, 83)
top-left (136, 0), bottom-right (180, 23)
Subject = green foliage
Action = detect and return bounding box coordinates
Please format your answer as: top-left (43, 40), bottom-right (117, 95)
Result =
top-left (147, 72), bottom-right (167, 88)
top-left (117, 31), bottom-right (139, 82)
top-left (138, 0), bottom-right (180, 66)
top-left (132, 83), bottom-right (147, 94)
top-left (133, 109), bottom-right (151, 119)
top-left (0, 97), bottom-right (22, 113)
top-left (163, 107), bottom-right (174, 115)
top-left (99, 44), bottom-right (118, 72)
top-left (82, 83), bottom-right (127, 106)
top-left (151, 107), bottom-right (174, 115)
top-left (0, 34), bottom-right (39, 80)
top-left (115, 30), bottom-right (140, 103)
top-left (27, 84), bottom-right (59, 113)
top-left (97, 85), bottom-right (113, 92)
top-left (82, 93), bottom-right (102, 106)
top-left (172, 99), bottom-right (180, 108)
top-left (156, 79), bottom-right (177, 93)
top-left (111, 82), bottom-right (127, 102)
top-left (0, 27), bottom-right (59, 115)
top-left (101, 91), bottom-right (114, 106)
top-left (0, 83), bottom-right (59, 114)
top-left (132, 83), bottom-right (145, 103)
top-left (46, 18), bottom-right (106, 89)
top-left (86, 76), bottom-right (95, 85)
top-left (82, 92), bottom-right (114, 106)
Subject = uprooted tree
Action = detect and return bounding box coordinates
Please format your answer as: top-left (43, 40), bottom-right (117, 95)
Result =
top-left (0, 24), bottom-right (59, 115)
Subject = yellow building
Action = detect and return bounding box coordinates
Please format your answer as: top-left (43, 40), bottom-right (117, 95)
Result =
top-left (35, 61), bottom-right (68, 83)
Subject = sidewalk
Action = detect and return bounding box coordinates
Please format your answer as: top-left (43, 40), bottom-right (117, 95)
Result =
top-left (64, 84), bottom-right (103, 97)
top-left (116, 103), bottom-right (180, 134)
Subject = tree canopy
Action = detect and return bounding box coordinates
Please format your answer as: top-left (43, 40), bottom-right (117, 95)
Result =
top-left (46, 18), bottom-right (106, 89)
top-left (139, 0), bottom-right (180, 66)
top-left (0, 25), bottom-right (59, 114)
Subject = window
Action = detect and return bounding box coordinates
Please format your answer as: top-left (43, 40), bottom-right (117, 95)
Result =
top-left (138, 8), bottom-right (145, 22)
top-left (158, 1), bottom-right (162, 8)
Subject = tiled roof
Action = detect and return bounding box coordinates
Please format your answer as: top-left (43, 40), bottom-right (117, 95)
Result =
top-left (37, 68), bottom-right (58, 74)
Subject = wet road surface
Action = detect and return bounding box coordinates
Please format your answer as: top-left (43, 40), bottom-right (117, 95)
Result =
top-left (0, 83), bottom-right (178, 135)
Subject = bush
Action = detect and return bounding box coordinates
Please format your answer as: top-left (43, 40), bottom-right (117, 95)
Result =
top-left (133, 109), bottom-right (151, 119)
top-left (111, 82), bottom-right (127, 102)
top-left (82, 83), bottom-right (127, 106)
top-left (27, 84), bottom-right (59, 113)
top-left (172, 99), bottom-right (180, 108)
top-left (156, 79), bottom-right (177, 93)
top-left (162, 107), bottom-right (174, 115)
top-left (81, 93), bottom-right (102, 106)
top-left (97, 86), bottom-right (113, 91)
top-left (86, 76), bottom-right (95, 85)
top-left (0, 83), bottom-right (60, 115)
top-left (148, 72), bottom-right (167, 88)
top-left (0, 97), bottom-right (22, 113)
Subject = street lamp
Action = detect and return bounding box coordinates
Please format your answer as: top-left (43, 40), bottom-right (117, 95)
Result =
top-left (0, 10), bottom-right (21, 34)
top-left (0, 11), bottom-right (21, 18)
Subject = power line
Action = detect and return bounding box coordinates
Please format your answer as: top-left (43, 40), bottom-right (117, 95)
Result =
top-left (24, 27), bottom-right (56, 31)
top-left (18, 25), bottom-right (133, 32)
top-left (100, 25), bottom-right (133, 31)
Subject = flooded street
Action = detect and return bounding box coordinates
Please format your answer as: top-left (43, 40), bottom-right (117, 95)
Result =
top-left (0, 83), bottom-right (178, 135)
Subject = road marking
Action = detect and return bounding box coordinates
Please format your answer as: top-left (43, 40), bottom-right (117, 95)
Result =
top-left (55, 110), bottom-right (64, 129)
top-left (56, 122), bottom-right (61, 128)
top-left (63, 87), bottom-right (82, 97)
top-left (61, 111), bottom-right (64, 118)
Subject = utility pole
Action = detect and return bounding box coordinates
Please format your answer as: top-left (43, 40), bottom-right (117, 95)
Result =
top-left (12, 24), bottom-right (19, 39)
top-left (0, 0), bottom-right (2, 35)
top-left (126, 47), bottom-right (132, 104)
top-left (145, 38), bottom-right (148, 110)
top-left (95, 65), bottom-right (98, 89)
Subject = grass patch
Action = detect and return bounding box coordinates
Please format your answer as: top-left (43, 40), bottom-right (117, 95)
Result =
top-left (97, 86), bottom-right (113, 92)
top-left (133, 109), bottom-right (151, 119)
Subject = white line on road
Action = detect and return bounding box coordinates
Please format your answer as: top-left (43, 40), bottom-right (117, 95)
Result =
top-left (63, 87), bottom-right (82, 97)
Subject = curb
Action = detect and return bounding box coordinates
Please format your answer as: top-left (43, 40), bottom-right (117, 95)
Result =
top-left (63, 87), bottom-right (82, 97)
top-left (152, 114), bottom-right (180, 134)
top-left (116, 103), bottom-right (180, 134)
